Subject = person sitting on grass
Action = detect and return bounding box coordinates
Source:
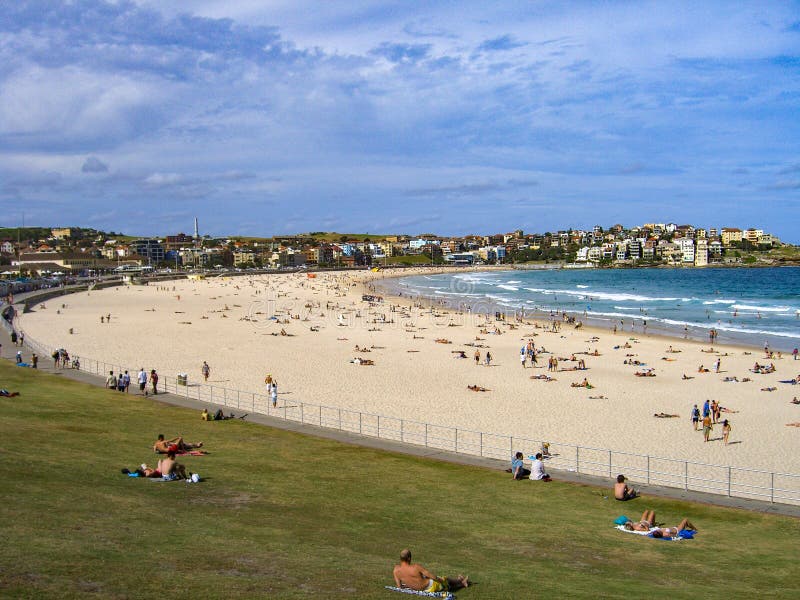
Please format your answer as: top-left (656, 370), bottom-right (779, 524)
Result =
top-left (511, 451), bottom-right (531, 480)
top-left (157, 451), bottom-right (188, 481)
top-left (153, 434), bottom-right (203, 454)
top-left (0, 389), bottom-right (20, 397)
top-left (614, 474), bottom-right (637, 500)
top-left (530, 452), bottom-right (551, 481)
top-left (392, 548), bottom-right (469, 594)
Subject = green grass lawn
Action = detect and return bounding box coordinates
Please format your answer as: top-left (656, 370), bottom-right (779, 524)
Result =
top-left (0, 361), bottom-right (798, 599)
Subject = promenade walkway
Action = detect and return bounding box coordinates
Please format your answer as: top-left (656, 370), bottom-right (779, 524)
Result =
top-left (1, 310), bottom-right (798, 519)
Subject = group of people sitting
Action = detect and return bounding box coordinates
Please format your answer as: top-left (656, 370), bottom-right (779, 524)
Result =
top-left (510, 451), bottom-right (552, 481)
top-left (122, 434), bottom-right (206, 482)
top-left (122, 451), bottom-right (192, 481)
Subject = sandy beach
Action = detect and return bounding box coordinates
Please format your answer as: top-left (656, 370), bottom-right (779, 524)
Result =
top-left (16, 269), bottom-right (800, 476)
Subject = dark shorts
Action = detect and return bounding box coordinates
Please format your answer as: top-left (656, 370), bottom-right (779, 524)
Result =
top-left (139, 382), bottom-right (146, 391)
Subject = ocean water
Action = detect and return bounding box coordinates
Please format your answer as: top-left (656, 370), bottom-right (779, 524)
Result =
top-left (382, 266), bottom-right (800, 351)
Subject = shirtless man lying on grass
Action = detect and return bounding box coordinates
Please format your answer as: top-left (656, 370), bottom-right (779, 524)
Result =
top-left (392, 549), bottom-right (469, 594)
top-left (153, 434), bottom-right (203, 454)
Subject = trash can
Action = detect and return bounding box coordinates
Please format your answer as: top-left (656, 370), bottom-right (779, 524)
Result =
top-left (177, 373), bottom-right (188, 386)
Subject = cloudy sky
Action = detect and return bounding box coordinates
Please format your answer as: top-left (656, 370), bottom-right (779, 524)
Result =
top-left (1, 1), bottom-right (799, 241)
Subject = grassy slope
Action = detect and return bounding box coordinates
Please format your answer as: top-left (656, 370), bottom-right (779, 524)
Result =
top-left (0, 362), bottom-right (798, 599)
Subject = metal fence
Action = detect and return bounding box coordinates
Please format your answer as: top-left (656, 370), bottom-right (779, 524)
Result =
top-left (6, 306), bottom-right (800, 507)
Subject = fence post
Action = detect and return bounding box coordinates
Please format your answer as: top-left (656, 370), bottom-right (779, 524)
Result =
top-left (727, 467), bottom-right (731, 497)
top-left (377, 416), bottom-right (380, 438)
top-left (425, 423), bottom-right (428, 447)
top-left (480, 432), bottom-right (483, 457)
top-left (359, 412), bottom-right (362, 435)
top-left (576, 446), bottom-right (580, 473)
top-left (401, 419), bottom-right (404, 442)
top-left (237, 390), bottom-right (240, 409)
top-left (319, 405), bottom-right (322, 426)
top-left (647, 456), bottom-right (650, 485)
top-left (210, 386), bottom-right (213, 404)
top-left (300, 403), bottom-right (304, 424)
top-left (684, 462), bottom-right (689, 491)
top-left (338, 408), bottom-right (342, 430)
top-left (608, 450), bottom-right (612, 477)
top-left (771, 473), bottom-right (774, 503)
top-left (455, 428), bottom-right (458, 453)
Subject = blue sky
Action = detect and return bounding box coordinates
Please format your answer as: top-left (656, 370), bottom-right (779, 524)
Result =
top-left (1, 1), bottom-right (799, 241)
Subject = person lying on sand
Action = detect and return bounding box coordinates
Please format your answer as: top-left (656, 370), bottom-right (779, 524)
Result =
top-left (350, 357), bottom-right (375, 365)
top-left (682, 374), bottom-right (694, 380)
top-left (791, 397), bottom-right (800, 405)
top-left (571, 378), bottom-right (592, 388)
top-left (589, 395), bottom-right (607, 399)
top-left (698, 365), bottom-right (710, 373)
top-left (153, 434), bottom-right (203, 454)
top-left (654, 413), bottom-right (679, 418)
top-left (467, 385), bottom-right (490, 392)
top-left (452, 350), bottom-right (467, 358)
top-left (434, 338), bottom-right (452, 344)
top-left (531, 374), bottom-right (556, 382)
top-left (787, 422), bottom-right (800, 427)
top-left (635, 369), bottom-right (656, 377)
top-left (723, 376), bottom-right (739, 382)
top-left (761, 387), bottom-right (777, 392)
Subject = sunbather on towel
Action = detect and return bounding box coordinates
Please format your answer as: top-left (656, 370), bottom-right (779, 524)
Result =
top-left (651, 519), bottom-right (698, 538)
top-left (153, 434), bottom-right (203, 454)
top-left (393, 549), bottom-right (469, 594)
top-left (622, 510), bottom-right (657, 531)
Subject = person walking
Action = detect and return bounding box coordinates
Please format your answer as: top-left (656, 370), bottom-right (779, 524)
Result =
top-left (702, 413), bottom-right (713, 442)
top-left (722, 419), bottom-right (732, 445)
top-left (149, 369), bottom-right (159, 395)
top-left (691, 404), bottom-right (701, 431)
top-left (137, 368), bottom-right (148, 395)
top-left (202, 361), bottom-right (210, 382)
top-left (270, 381), bottom-right (278, 408)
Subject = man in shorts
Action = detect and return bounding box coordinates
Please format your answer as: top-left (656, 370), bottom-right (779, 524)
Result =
top-left (157, 451), bottom-right (187, 481)
top-left (137, 368), bottom-right (148, 395)
top-left (392, 549), bottom-right (469, 594)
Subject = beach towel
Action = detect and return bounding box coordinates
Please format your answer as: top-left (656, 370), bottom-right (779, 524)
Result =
top-left (384, 586), bottom-right (455, 599)
top-left (176, 450), bottom-right (207, 456)
top-left (779, 380), bottom-right (798, 385)
top-left (615, 525), bottom-right (682, 541)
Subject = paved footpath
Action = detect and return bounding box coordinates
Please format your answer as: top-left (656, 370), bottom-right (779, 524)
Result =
top-left (1, 305), bottom-right (798, 519)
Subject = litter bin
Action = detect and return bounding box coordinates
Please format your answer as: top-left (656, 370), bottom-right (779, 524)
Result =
top-left (177, 373), bottom-right (188, 386)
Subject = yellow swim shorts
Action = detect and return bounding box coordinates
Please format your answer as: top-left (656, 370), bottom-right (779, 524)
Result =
top-left (424, 579), bottom-right (448, 593)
